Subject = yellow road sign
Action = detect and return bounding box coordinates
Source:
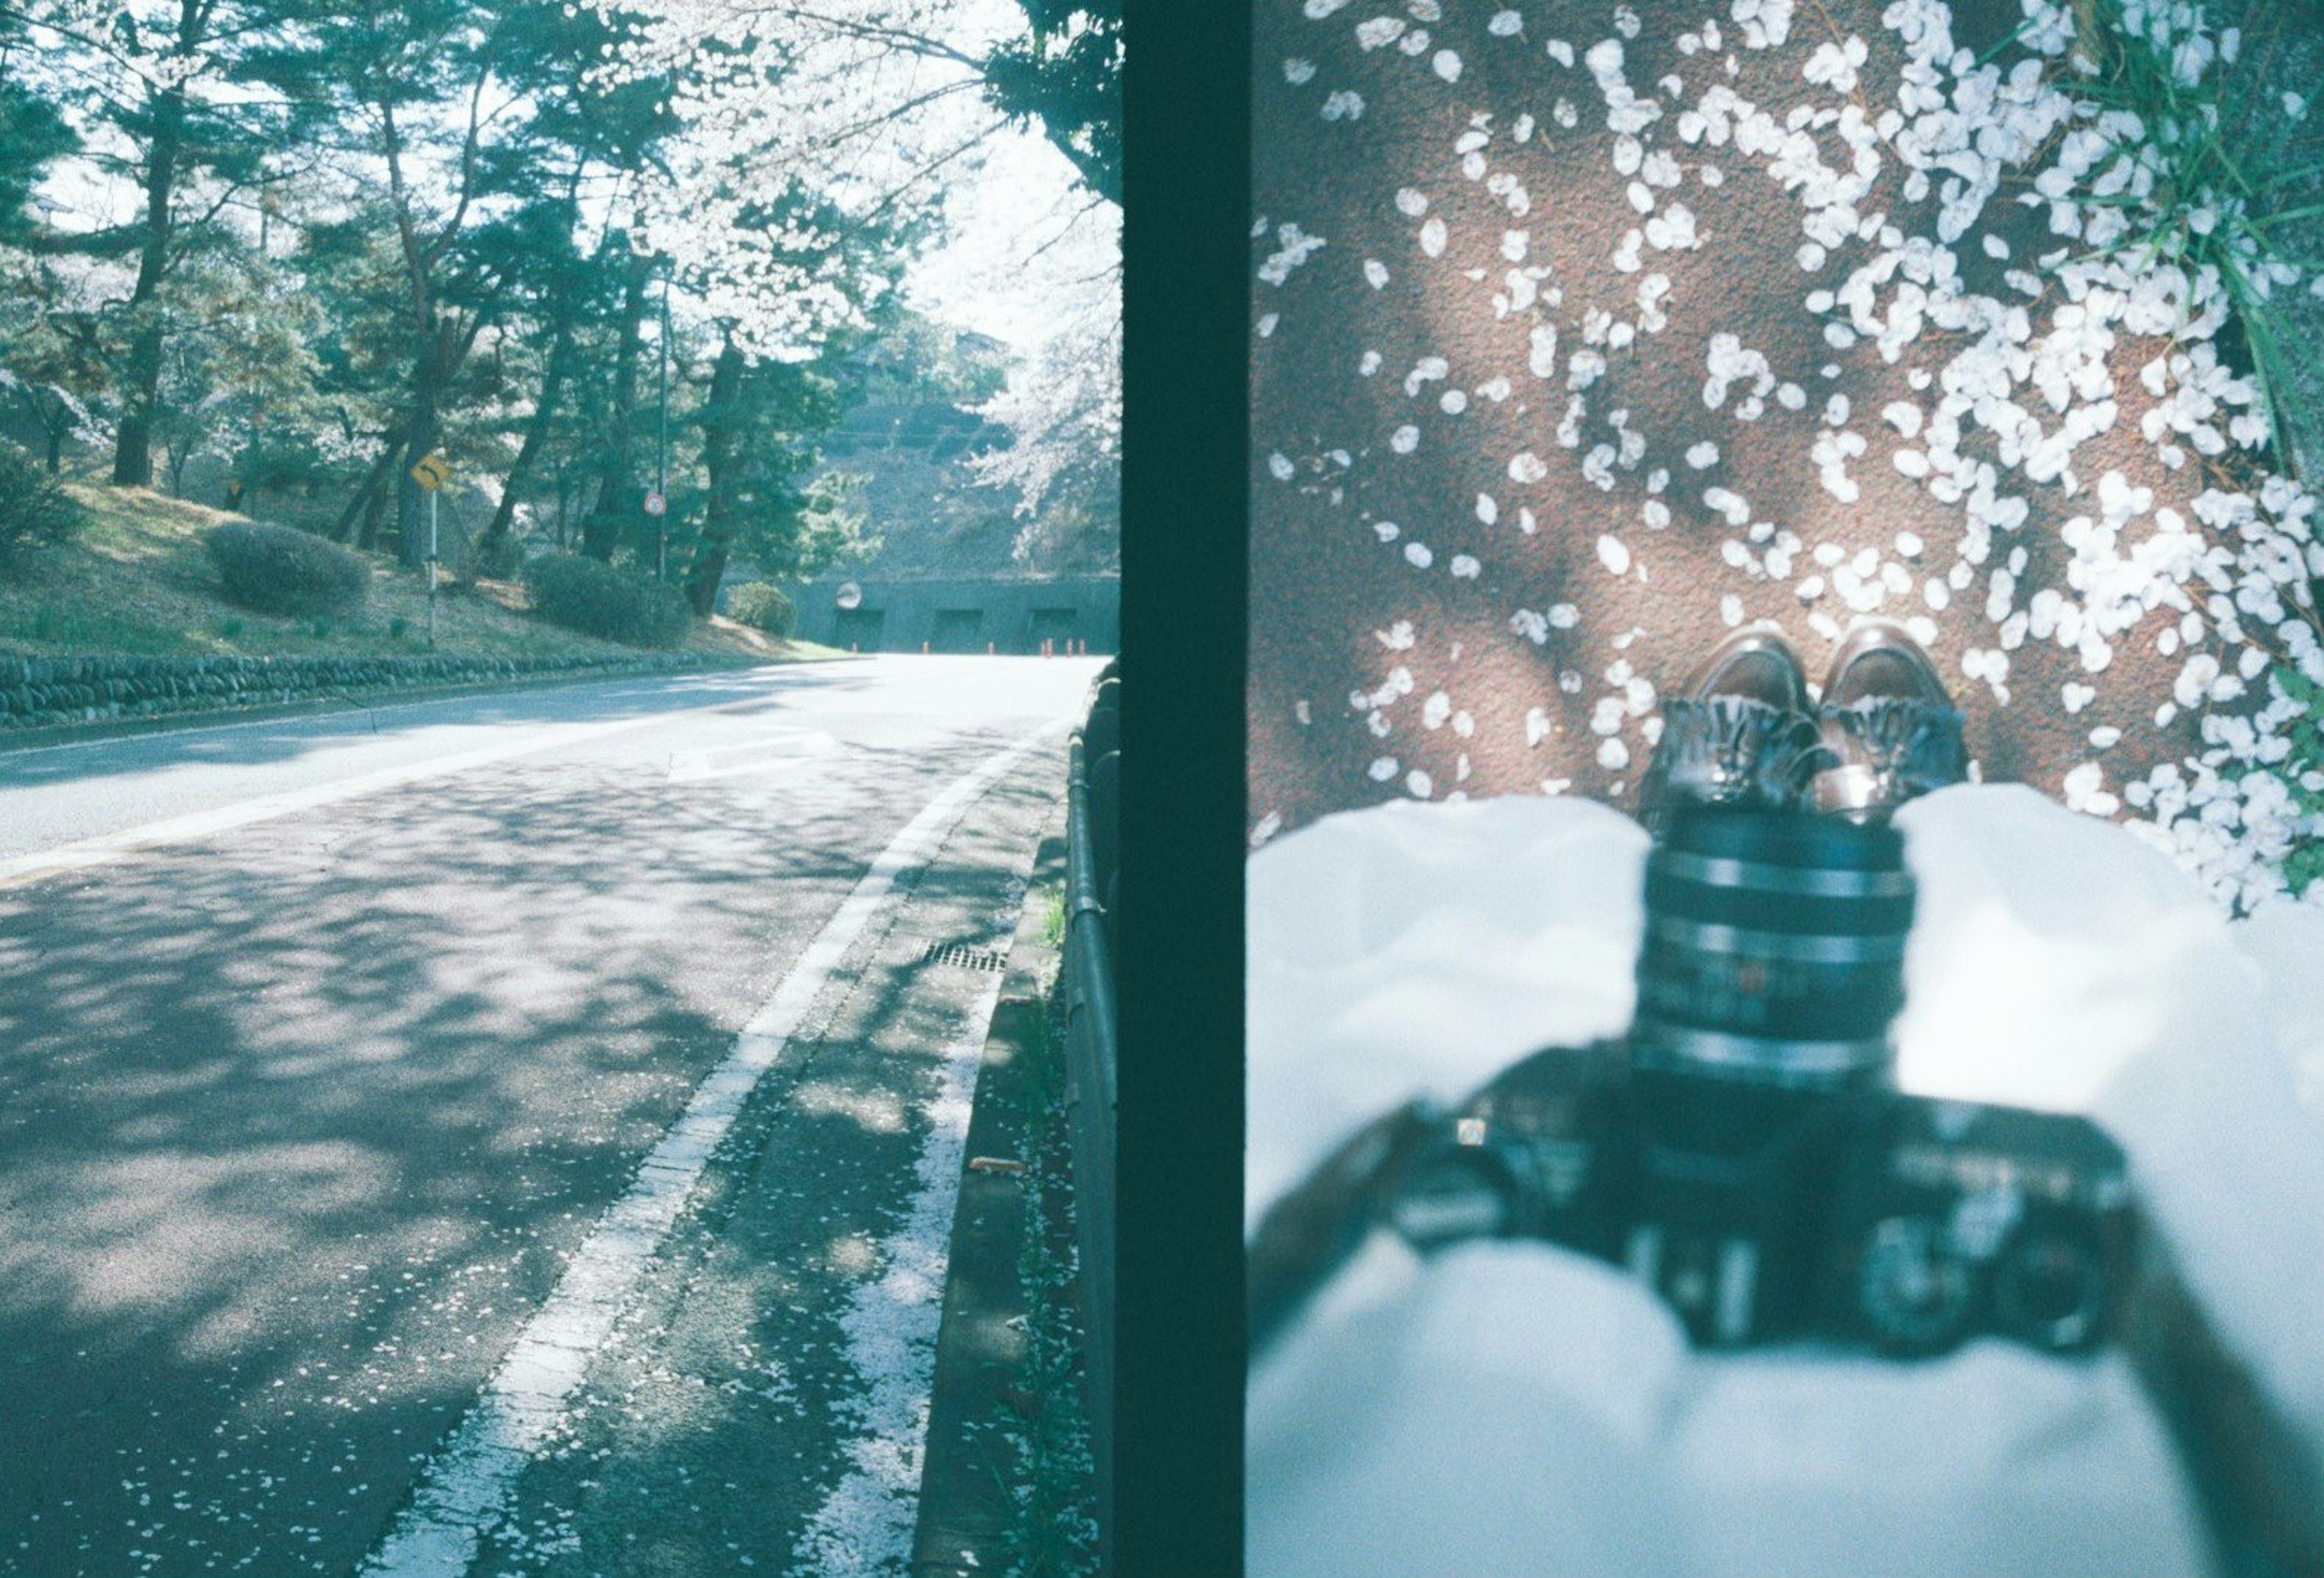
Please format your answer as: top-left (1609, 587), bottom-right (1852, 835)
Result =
top-left (409, 453), bottom-right (451, 491)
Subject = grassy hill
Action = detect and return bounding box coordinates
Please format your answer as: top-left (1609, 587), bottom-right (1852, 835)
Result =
top-left (0, 484), bottom-right (838, 665)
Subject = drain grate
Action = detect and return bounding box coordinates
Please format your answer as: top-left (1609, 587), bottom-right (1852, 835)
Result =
top-left (918, 939), bottom-right (1009, 973)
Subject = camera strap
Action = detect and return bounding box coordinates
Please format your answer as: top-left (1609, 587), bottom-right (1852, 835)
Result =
top-left (1247, 1099), bottom-right (1440, 1362)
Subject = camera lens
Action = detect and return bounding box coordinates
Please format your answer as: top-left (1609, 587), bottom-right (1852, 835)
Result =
top-left (1633, 806), bottom-right (1912, 1087)
top-left (1992, 1228), bottom-right (2108, 1352)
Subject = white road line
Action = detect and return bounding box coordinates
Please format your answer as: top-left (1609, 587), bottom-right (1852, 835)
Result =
top-left (788, 962), bottom-right (1012, 1577)
top-left (667, 728), bottom-right (841, 783)
top-left (357, 722), bottom-right (1061, 1578)
top-left (0, 709), bottom-right (706, 889)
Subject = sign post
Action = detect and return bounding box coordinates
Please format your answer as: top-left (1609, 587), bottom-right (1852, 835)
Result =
top-left (410, 453), bottom-right (452, 648)
top-left (653, 485), bottom-right (665, 580)
top-left (643, 490), bottom-right (668, 582)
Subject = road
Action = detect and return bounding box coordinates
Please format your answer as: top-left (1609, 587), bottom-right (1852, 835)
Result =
top-left (0, 655), bottom-right (1100, 1577)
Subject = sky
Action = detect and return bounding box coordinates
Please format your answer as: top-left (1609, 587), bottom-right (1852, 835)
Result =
top-left (899, 117), bottom-right (1118, 352)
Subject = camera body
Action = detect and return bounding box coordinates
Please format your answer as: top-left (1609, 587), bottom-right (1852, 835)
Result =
top-left (1389, 1047), bottom-right (2135, 1355)
top-left (1385, 807), bottom-right (2136, 1358)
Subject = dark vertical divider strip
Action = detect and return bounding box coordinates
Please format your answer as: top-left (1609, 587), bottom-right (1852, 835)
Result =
top-left (1118, 0), bottom-right (1250, 1571)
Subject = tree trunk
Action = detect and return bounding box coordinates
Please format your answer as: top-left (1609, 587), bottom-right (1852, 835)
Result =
top-left (686, 545), bottom-right (729, 617)
top-left (14, 387), bottom-right (62, 473)
top-left (580, 252), bottom-right (651, 561)
top-left (479, 312), bottom-right (576, 571)
top-left (685, 336), bottom-right (747, 617)
top-left (396, 321), bottom-right (443, 569)
top-left (394, 430), bottom-right (433, 567)
top-left (391, 308), bottom-right (491, 566)
top-left (356, 478), bottom-right (390, 551)
top-left (110, 83), bottom-right (188, 488)
top-left (332, 434), bottom-right (405, 543)
top-left (372, 90), bottom-right (490, 570)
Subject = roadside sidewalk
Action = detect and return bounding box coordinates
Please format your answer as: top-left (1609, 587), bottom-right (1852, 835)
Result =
top-left (913, 826), bottom-right (1079, 1578)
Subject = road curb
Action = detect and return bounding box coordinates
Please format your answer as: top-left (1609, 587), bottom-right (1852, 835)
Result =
top-left (0, 652), bottom-right (854, 754)
top-left (911, 826), bottom-right (1068, 1578)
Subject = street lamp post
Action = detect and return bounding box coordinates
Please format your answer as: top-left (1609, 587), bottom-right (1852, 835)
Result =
top-left (655, 261), bottom-right (671, 581)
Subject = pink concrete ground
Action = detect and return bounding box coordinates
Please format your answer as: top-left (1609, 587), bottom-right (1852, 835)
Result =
top-left (1247, 0), bottom-right (2317, 899)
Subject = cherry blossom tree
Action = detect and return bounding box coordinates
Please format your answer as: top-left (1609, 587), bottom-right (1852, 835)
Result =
top-left (588, 0), bottom-right (1122, 565)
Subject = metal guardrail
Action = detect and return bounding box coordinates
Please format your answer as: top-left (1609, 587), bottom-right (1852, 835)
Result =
top-left (1062, 677), bottom-right (1119, 1572)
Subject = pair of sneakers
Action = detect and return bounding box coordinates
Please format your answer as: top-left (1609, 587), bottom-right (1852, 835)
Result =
top-left (1639, 619), bottom-right (1968, 828)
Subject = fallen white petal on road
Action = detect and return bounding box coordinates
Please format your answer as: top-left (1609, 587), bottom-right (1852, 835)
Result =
top-left (788, 964), bottom-right (1013, 1577)
top-left (358, 722), bottom-right (1061, 1578)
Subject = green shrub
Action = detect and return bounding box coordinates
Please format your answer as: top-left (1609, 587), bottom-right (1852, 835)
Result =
top-left (2276, 666), bottom-right (2324, 899)
top-left (525, 553), bottom-right (692, 647)
top-left (726, 581), bottom-right (796, 637)
top-left (0, 441), bottom-right (87, 567)
top-left (205, 519), bottom-right (370, 616)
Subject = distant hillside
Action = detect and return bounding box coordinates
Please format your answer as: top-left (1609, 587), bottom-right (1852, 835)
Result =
top-left (821, 390), bottom-right (1025, 577)
top-left (819, 327), bottom-right (1117, 579)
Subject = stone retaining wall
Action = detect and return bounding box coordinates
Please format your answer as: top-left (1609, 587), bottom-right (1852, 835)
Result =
top-left (0, 651), bottom-right (755, 732)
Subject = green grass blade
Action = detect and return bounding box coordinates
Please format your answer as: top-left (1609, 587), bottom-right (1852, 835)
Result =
top-left (2259, 157), bottom-right (2324, 191)
top-left (1975, 18), bottom-right (2033, 68)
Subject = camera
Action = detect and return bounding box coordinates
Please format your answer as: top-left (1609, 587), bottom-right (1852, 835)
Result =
top-left (1384, 806), bottom-right (2136, 1358)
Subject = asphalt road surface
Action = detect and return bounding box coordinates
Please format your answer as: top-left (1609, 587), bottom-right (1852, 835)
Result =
top-left (0, 655), bottom-right (1100, 1577)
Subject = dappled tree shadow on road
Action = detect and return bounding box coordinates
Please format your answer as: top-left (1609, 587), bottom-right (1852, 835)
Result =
top-left (467, 762), bottom-right (1064, 1578)
top-left (0, 720), bottom-right (1054, 1576)
top-left (0, 664), bottom-right (888, 792)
